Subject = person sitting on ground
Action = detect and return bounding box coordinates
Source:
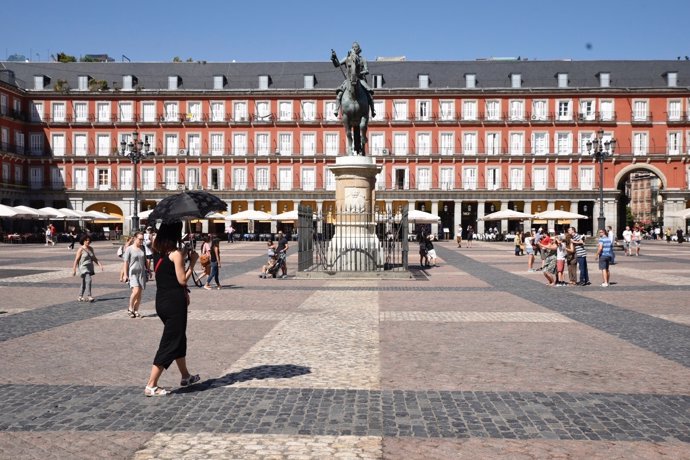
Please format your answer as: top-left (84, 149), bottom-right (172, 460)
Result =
top-left (259, 241), bottom-right (277, 278)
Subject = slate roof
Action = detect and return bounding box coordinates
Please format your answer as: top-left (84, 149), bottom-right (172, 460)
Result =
top-left (1, 60), bottom-right (689, 92)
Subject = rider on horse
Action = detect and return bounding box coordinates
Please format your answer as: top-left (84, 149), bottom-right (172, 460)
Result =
top-left (332, 42), bottom-right (376, 118)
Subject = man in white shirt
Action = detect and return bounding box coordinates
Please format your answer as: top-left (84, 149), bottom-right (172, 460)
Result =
top-left (622, 225), bottom-right (633, 256)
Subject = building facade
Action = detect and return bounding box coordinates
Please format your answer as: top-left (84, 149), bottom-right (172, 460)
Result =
top-left (1, 59), bottom-right (689, 237)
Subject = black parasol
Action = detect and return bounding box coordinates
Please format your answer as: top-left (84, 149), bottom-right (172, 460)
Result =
top-left (148, 191), bottom-right (227, 223)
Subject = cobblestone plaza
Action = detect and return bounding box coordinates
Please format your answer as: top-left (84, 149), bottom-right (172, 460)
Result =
top-left (1, 240), bottom-right (689, 459)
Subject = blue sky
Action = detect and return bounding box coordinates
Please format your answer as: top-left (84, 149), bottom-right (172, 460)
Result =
top-left (4, 0), bottom-right (689, 62)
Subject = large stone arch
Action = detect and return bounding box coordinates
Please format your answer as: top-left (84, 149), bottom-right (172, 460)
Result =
top-left (613, 164), bottom-right (667, 233)
top-left (614, 164), bottom-right (667, 190)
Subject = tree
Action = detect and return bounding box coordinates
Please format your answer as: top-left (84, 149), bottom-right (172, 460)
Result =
top-left (172, 56), bottom-right (182, 63)
top-left (57, 52), bottom-right (76, 63)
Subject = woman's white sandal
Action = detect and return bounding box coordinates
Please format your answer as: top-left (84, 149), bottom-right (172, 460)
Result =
top-left (144, 385), bottom-right (170, 397)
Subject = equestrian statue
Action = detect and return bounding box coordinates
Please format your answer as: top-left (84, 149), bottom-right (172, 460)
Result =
top-left (331, 42), bottom-right (376, 156)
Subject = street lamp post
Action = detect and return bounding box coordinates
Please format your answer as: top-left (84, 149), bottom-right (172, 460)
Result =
top-left (586, 129), bottom-right (616, 232)
top-left (119, 132), bottom-right (151, 232)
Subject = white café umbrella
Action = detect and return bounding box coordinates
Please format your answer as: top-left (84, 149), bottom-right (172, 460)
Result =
top-left (40, 207), bottom-right (69, 219)
top-left (0, 204), bottom-right (18, 217)
top-left (406, 209), bottom-right (441, 223)
top-left (134, 209), bottom-right (155, 220)
top-left (271, 210), bottom-right (317, 222)
top-left (225, 209), bottom-right (273, 221)
top-left (480, 209), bottom-right (534, 221)
top-left (11, 205), bottom-right (41, 218)
top-left (532, 210), bottom-right (588, 220)
top-left (85, 210), bottom-right (118, 220)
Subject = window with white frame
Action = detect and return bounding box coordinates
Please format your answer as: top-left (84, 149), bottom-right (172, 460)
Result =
top-left (417, 100), bottom-right (431, 121)
top-left (233, 133), bottom-right (247, 156)
top-left (0, 94), bottom-right (6, 115)
top-left (557, 73), bottom-right (568, 88)
top-left (418, 74), bottom-right (429, 89)
top-left (440, 100), bottom-right (454, 121)
top-left (1, 127), bottom-right (7, 149)
top-left (142, 102), bottom-right (156, 122)
top-left (256, 133), bottom-right (270, 156)
top-left (186, 167), bottom-right (200, 190)
top-left (213, 75), bottom-right (225, 90)
top-left (164, 168), bottom-right (178, 190)
top-left (509, 132), bottom-right (524, 155)
top-left (393, 133), bottom-right (408, 155)
top-left (29, 166), bottom-right (42, 189)
top-left (579, 167), bottom-right (594, 190)
top-left (258, 75), bottom-right (269, 89)
top-left (668, 100), bottom-right (681, 121)
top-left (633, 100), bottom-right (648, 121)
top-left (579, 132), bottom-right (594, 155)
top-left (485, 100), bottom-right (501, 120)
top-left (164, 102), bottom-right (178, 122)
top-left (463, 132), bottom-right (477, 155)
top-left (232, 168), bottom-right (247, 191)
top-left (599, 72), bottom-right (610, 88)
top-left (278, 168), bottom-right (292, 190)
top-left (31, 102), bottom-right (44, 121)
top-left (301, 101), bottom-right (316, 121)
top-left (533, 132), bottom-right (549, 155)
top-left (416, 133), bottom-right (431, 155)
top-left (301, 133), bottom-right (316, 156)
top-left (600, 100), bottom-right (614, 121)
top-left (393, 101), bottom-right (408, 121)
top-left (168, 76), bottom-right (179, 90)
top-left (278, 133), bottom-right (292, 156)
top-left (579, 100), bottom-right (595, 120)
top-left (325, 169), bottom-right (336, 191)
top-left (325, 133), bottom-right (339, 155)
top-left (557, 100), bottom-right (572, 120)
top-left (2, 163), bottom-right (10, 182)
top-left (633, 132), bottom-right (648, 155)
top-left (393, 168), bottom-right (409, 190)
top-left (301, 168), bottom-right (315, 191)
top-left (29, 133), bottom-right (42, 155)
top-left (141, 168), bottom-right (155, 190)
top-left (509, 100), bottom-right (524, 120)
top-left (533, 167), bottom-right (547, 190)
top-left (556, 132), bottom-right (572, 155)
top-left (370, 133), bottom-right (384, 156)
top-left (210, 102), bottom-right (224, 122)
top-left (303, 75), bottom-right (315, 89)
top-left (164, 134), bottom-right (178, 156)
top-left (186, 102), bottom-right (201, 122)
top-left (119, 168), bottom-right (132, 191)
top-left (325, 101), bottom-right (337, 121)
top-left (96, 134), bottom-right (110, 157)
top-left (668, 132), bottom-right (681, 155)
top-left (486, 133), bottom-right (500, 155)
top-left (255, 101), bottom-right (270, 121)
top-left (15, 132), bottom-right (24, 154)
top-left (465, 74), bottom-right (476, 88)
top-left (14, 164), bottom-right (22, 183)
top-left (96, 168), bottom-right (110, 190)
top-left (278, 101), bottom-right (292, 121)
top-left (74, 134), bottom-right (87, 156)
top-left (52, 133), bottom-right (65, 156)
top-left (119, 102), bottom-right (133, 122)
top-left (463, 167), bottom-right (477, 190)
top-left (255, 167), bottom-right (270, 190)
top-left (556, 167), bottom-right (571, 190)
top-left (440, 132), bottom-right (454, 155)
top-left (52, 102), bottom-right (66, 122)
top-left (74, 168), bottom-right (87, 190)
top-left (209, 167), bottom-right (224, 190)
top-left (416, 167), bottom-right (431, 190)
top-left (210, 133), bottom-right (224, 156)
top-left (440, 167), bottom-right (454, 190)
top-left (511, 74), bottom-right (522, 88)
top-left (371, 101), bottom-right (385, 121)
top-left (510, 167), bottom-right (524, 190)
top-left (462, 100), bottom-right (477, 120)
top-left (74, 102), bottom-right (88, 122)
top-left (486, 167), bottom-right (500, 190)
top-left (186, 134), bottom-right (200, 156)
top-left (233, 101), bottom-right (248, 121)
top-left (532, 100), bottom-right (547, 120)
top-left (96, 102), bottom-right (110, 122)
top-left (51, 167), bottom-right (65, 189)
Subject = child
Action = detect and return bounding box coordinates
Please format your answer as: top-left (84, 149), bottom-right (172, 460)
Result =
top-left (555, 235), bottom-right (567, 286)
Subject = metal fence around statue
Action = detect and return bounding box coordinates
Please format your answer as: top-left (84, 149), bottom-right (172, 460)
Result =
top-left (297, 204), bottom-right (408, 273)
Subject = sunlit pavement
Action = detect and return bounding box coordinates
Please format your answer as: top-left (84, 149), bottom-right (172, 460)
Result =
top-left (1, 239), bottom-right (689, 459)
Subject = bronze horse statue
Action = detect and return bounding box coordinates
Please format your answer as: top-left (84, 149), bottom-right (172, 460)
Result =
top-left (340, 52), bottom-right (370, 156)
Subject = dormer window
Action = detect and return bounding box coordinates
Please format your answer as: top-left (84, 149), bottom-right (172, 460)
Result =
top-left (213, 75), bottom-right (226, 90)
top-left (78, 75), bottom-right (90, 91)
top-left (418, 74), bottom-right (429, 89)
top-left (33, 75), bottom-right (47, 90)
top-left (557, 73), bottom-right (568, 88)
top-left (598, 72), bottom-right (610, 88)
top-left (465, 73), bottom-right (476, 89)
top-left (666, 71), bottom-right (678, 87)
top-left (372, 74), bottom-right (383, 89)
top-left (258, 75), bottom-right (270, 90)
top-left (510, 73), bottom-right (521, 88)
top-left (123, 75), bottom-right (137, 90)
top-left (303, 75), bottom-right (315, 89)
top-left (168, 75), bottom-right (180, 90)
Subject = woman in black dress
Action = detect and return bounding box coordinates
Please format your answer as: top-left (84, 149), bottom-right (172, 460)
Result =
top-left (144, 222), bottom-right (201, 396)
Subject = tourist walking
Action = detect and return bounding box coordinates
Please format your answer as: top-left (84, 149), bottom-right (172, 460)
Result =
top-left (595, 228), bottom-right (614, 287)
top-left (524, 231), bottom-right (536, 272)
top-left (622, 226), bottom-right (633, 256)
top-left (204, 237), bottom-right (222, 290)
top-left (677, 228), bottom-right (684, 244)
top-left (632, 226), bottom-right (642, 255)
top-left (466, 225), bottom-right (474, 248)
top-left (71, 235), bottom-right (103, 302)
top-left (45, 225), bottom-right (55, 246)
top-left (456, 225), bottom-right (463, 248)
top-left (122, 231), bottom-right (147, 318)
top-left (276, 231), bottom-right (290, 278)
top-left (144, 221), bottom-right (200, 397)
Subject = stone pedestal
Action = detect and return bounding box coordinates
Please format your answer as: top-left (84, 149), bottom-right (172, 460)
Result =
top-left (326, 156), bottom-right (383, 271)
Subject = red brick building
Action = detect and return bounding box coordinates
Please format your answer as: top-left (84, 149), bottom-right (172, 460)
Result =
top-left (1, 59), bottom-right (689, 236)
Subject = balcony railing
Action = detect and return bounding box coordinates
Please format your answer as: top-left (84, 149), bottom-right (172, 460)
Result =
top-left (631, 113), bottom-right (653, 125)
top-left (666, 112), bottom-right (689, 124)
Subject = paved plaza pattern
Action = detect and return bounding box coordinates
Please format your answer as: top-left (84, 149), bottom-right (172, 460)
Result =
top-left (0, 238), bottom-right (689, 459)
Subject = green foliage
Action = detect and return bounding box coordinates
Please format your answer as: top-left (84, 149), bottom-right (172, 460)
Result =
top-left (88, 79), bottom-right (108, 91)
top-left (57, 52), bottom-right (76, 63)
top-left (172, 56), bottom-right (182, 62)
top-left (53, 79), bottom-right (70, 92)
